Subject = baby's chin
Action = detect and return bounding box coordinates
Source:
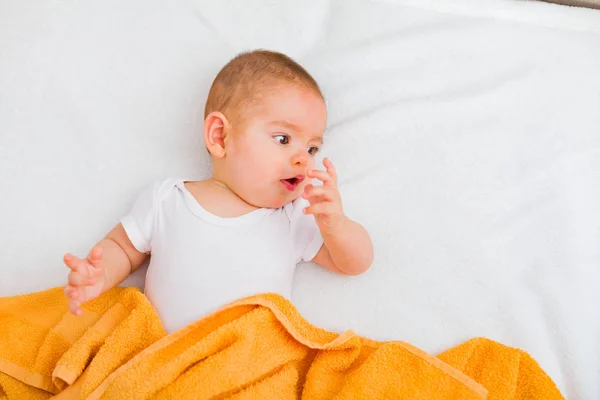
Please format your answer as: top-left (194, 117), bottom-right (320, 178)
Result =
top-left (268, 196), bottom-right (301, 209)
top-left (250, 193), bottom-right (302, 210)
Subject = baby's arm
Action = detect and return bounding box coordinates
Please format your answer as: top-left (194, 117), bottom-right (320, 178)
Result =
top-left (313, 218), bottom-right (373, 275)
top-left (303, 158), bottom-right (373, 275)
top-left (313, 217), bottom-right (373, 275)
top-left (63, 224), bottom-right (147, 315)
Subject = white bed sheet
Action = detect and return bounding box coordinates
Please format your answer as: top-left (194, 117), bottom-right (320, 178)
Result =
top-left (1, 1), bottom-right (599, 398)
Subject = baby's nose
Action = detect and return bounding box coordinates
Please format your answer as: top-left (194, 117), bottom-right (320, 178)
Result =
top-left (291, 150), bottom-right (308, 166)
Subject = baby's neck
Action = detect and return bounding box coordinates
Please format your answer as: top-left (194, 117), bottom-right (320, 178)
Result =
top-left (184, 178), bottom-right (259, 218)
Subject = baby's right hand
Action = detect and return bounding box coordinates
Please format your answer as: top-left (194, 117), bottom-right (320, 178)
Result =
top-left (63, 246), bottom-right (106, 316)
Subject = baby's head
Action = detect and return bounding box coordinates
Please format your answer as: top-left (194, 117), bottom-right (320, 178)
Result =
top-left (203, 50), bottom-right (327, 209)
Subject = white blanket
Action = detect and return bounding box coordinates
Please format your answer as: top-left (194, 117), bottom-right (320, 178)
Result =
top-left (1, 1), bottom-right (599, 398)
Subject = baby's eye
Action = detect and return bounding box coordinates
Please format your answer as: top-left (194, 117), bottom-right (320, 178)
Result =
top-left (307, 146), bottom-right (320, 156)
top-left (273, 135), bottom-right (289, 145)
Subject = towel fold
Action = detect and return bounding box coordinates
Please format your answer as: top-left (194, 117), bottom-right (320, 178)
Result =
top-left (0, 287), bottom-right (563, 399)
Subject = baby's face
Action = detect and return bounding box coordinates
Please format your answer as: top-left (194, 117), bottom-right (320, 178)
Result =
top-left (226, 84), bottom-right (327, 209)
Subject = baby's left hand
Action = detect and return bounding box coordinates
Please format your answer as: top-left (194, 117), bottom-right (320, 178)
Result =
top-left (303, 158), bottom-right (345, 236)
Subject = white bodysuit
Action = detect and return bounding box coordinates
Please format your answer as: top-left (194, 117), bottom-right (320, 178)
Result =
top-left (120, 178), bottom-right (323, 333)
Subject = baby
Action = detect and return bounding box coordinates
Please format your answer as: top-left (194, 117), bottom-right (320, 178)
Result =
top-left (62, 50), bottom-right (373, 333)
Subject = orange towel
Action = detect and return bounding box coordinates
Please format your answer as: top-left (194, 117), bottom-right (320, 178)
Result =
top-left (0, 287), bottom-right (563, 399)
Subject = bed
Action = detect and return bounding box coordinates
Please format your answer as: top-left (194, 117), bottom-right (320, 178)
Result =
top-left (1, 0), bottom-right (599, 398)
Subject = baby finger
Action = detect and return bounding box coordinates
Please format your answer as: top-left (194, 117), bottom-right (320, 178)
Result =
top-left (63, 253), bottom-right (82, 271)
top-left (63, 285), bottom-right (77, 299)
top-left (323, 158), bottom-right (338, 182)
top-left (68, 299), bottom-right (81, 315)
top-left (303, 186), bottom-right (334, 202)
top-left (68, 271), bottom-right (88, 286)
top-left (307, 169), bottom-right (332, 185)
top-left (303, 202), bottom-right (331, 216)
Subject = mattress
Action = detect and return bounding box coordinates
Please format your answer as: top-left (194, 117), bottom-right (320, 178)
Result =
top-left (1, 0), bottom-right (599, 398)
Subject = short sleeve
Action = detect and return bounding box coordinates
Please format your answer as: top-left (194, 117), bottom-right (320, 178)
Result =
top-left (286, 198), bottom-right (324, 263)
top-left (120, 180), bottom-right (164, 254)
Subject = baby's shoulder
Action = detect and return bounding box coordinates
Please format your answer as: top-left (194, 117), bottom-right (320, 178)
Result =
top-left (137, 177), bottom-right (187, 203)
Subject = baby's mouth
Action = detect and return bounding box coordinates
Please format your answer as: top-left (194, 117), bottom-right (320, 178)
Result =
top-left (280, 175), bottom-right (305, 192)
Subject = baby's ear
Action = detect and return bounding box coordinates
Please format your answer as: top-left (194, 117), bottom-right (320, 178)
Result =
top-left (204, 111), bottom-right (229, 158)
